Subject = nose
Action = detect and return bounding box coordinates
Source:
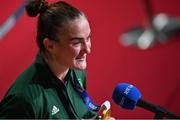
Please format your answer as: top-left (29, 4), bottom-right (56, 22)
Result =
top-left (82, 40), bottom-right (91, 54)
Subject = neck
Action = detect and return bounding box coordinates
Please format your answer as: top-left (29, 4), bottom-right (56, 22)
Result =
top-left (42, 53), bottom-right (69, 81)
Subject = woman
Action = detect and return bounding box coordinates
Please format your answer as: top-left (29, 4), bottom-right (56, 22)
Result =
top-left (0, 0), bottom-right (101, 119)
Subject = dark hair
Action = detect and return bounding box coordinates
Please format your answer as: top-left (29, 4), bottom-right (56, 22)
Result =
top-left (25, 0), bottom-right (84, 51)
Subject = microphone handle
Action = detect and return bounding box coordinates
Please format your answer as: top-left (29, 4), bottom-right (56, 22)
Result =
top-left (137, 99), bottom-right (180, 119)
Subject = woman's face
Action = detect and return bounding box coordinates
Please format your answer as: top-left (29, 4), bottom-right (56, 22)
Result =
top-left (49, 16), bottom-right (91, 70)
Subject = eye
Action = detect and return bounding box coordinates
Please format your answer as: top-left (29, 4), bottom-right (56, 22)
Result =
top-left (72, 39), bottom-right (81, 45)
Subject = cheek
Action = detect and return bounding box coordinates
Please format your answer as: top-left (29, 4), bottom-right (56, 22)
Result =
top-left (69, 47), bottom-right (81, 57)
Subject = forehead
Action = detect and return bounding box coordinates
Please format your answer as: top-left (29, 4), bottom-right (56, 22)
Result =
top-left (61, 16), bottom-right (91, 38)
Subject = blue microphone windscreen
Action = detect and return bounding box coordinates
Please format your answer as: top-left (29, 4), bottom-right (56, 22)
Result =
top-left (112, 83), bottom-right (142, 110)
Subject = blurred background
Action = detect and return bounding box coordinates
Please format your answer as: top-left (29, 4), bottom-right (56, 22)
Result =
top-left (0, 0), bottom-right (180, 118)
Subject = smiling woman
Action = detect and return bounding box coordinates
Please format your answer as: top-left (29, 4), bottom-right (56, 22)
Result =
top-left (43, 15), bottom-right (92, 78)
top-left (0, 0), bottom-right (97, 119)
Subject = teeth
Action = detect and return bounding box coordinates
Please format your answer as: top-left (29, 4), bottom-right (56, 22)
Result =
top-left (76, 57), bottom-right (85, 59)
top-left (76, 54), bottom-right (87, 59)
top-left (79, 59), bottom-right (85, 60)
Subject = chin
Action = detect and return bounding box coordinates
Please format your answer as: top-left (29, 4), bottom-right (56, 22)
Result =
top-left (76, 65), bottom-right (87, 70)
top-left (74, 63), bottom-right (87, 70)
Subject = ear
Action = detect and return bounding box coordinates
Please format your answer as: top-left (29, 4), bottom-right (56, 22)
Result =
top-left (43, 38), bottom-right (55, 52)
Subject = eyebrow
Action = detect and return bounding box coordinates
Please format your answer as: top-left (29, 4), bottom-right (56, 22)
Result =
top-left (70, 34), bottom-right (91, 41)
top-left (70, 37), bottom-right (84, 41)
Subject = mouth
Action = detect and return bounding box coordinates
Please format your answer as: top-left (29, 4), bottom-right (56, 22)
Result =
top-left (76, 57), bottom-right (86, 61)
top-left (76, 55), bottom-right (86, 61)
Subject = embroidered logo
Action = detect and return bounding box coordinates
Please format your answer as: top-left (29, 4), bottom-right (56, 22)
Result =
top-left (78, 78), bottom-right (83, 87)
top-left (51, 105), bottom-right (59, 115)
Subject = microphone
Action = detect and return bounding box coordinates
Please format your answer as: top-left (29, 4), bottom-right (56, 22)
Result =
top-left (112, 83), bottom-right (180, 119)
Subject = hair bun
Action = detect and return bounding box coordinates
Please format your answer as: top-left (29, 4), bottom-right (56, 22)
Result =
top-left (25, 0), bottom-right (48, 17)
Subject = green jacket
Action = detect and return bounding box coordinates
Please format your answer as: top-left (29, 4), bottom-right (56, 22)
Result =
top-left (0, 52), bottom-right (97, 119)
